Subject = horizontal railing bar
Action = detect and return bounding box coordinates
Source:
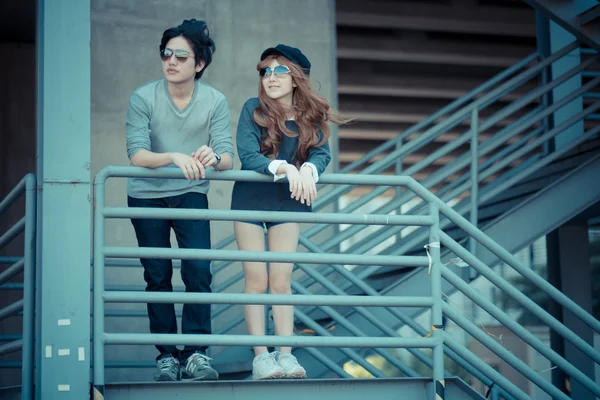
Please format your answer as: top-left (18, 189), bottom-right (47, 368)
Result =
top-left (0, 299), bottom-right (24, 322)
top-left (103, 247), bottom-right (430, 267)
top-left (101, 258), bottom-right (246, 272)
top-left (0, 176), bottom-right (27, 217)
top-left (0, 334), bottom-right (22, 341)
top-left (104, 207), bottom-right (434, 227)
top-left (0, 218), bottom-right (25, 252)
top-left (0, 283), bottom-right (23, 290)
top-left (0, 339), bottom-right (23, 357)
top-left (103, 309), bottom-right (178, 318)
top-left (103, 333), bottom-right (437, 348)
top-left (0, 361), bottom-right (22, 368)
top-left (0, 258), bottom-right (25, 286)
top-left (95, 167), bottom-right (416, 187)
top-left (103, 291), bottom-right (433, 307)
top-left (0, 256), bottom-right (22, 265)
top-left (586, 113), bottom-right (600, 121)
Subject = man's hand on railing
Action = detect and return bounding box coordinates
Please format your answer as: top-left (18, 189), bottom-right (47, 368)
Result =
top-left (191, 145), bottom-right (217, 167)
top-left (170, 152), bottom-right (206, 180)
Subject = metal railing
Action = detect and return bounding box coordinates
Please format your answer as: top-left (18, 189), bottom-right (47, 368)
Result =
top-left (0, 174), bottom-right (37, 400)
top-left (92, 167), bottom-right (446, 397)
top-left (93, 166), bottom-right (600, 400)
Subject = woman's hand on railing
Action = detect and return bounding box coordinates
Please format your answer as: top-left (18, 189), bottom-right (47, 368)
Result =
top-left (299, 166), bottom-right (317, 206)
top-left (170, 152), bottom-right (206, 180)
top-left (278, 164), bottom-right (303, 201)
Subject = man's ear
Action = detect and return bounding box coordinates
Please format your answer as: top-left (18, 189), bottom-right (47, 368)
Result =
top-left (196, 59), bottom-right (206, 73)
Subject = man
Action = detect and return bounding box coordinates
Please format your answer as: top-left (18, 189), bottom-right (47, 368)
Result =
top-left (125, 18), bottom-right (233, 381)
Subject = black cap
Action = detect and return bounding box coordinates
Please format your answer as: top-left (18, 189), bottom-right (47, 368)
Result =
top-left (260, 44), bottom-right (311, 76)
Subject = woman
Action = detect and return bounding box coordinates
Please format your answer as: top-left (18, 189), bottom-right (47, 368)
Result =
top-left (231, 44), bottom-right (343, 380)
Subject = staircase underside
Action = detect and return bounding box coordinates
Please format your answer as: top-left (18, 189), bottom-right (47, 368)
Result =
top-left (102, 377), bottom-right (483, 400)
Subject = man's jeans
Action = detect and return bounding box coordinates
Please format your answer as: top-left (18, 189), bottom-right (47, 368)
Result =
top-left (128, 192), bottom-right (212, 361)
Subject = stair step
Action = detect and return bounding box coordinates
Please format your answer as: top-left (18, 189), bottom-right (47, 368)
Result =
top-left (104, 377), bottom-right (484, 400)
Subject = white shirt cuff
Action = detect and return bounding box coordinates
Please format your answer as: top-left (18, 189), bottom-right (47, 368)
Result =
top-left (301, 162), bottom-right (319, 183)
top-left (268, 160), bottom-right (288, 182)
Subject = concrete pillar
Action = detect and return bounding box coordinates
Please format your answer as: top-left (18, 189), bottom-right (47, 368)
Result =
top-left (37, 0), bottom-right (91, 398)
top-left (546, 219), bottom-right (594, 400)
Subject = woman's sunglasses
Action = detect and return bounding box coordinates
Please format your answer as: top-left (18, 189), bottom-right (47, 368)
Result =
top-left (259, 65), bottom-right (291, 78)
top-left (160, 48), bottom-right (194, 62)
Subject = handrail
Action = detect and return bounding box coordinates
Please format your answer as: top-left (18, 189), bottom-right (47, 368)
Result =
top-left (93, 167), bottom-right (447, 397)
top-left (92, 165), bottom-right (600, 399)
top-left (0, 173), bottom-right (37, 400)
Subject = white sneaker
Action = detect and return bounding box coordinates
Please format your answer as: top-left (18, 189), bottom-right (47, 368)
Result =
top-left (276, 352), bottom-right (307, 378)
top-left (252, 352), bottom-right (285, 380)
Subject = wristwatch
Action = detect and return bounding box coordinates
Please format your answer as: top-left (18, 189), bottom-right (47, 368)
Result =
top-left (214, 152), bottom-right (222, 165)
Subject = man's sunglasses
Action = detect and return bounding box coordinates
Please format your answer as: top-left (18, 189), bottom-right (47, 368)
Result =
top-left (160, 48), bottom-right (194, 62)
top-left (259, 65), bottom-right (291, 78)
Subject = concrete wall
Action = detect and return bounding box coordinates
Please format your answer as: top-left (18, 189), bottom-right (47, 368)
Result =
top-left (0, 42), bottom-right (36, 388)
top-left (90, 0), bottom-right (337, 382)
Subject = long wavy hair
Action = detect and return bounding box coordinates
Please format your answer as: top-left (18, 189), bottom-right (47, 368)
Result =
top-left (253, 55), bottom-right (344, 167)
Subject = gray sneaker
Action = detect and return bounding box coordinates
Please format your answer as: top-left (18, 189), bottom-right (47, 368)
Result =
top-left (181, 353), bottom-right (219, 380)
top-left (154, 355), bottom-right (180, 381)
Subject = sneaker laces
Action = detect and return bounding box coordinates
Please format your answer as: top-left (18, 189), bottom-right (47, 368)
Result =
top-left (157, 356), bottom-right (178, 371)
top-left (186, 353), bottom-right (213, 370)
top-left (254, 351), bottom-right (278, 366)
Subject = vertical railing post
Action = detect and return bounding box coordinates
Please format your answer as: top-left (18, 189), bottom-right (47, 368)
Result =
top-left (429, 202), bottom-right (445, 400)
top-left (395, 138), bottom-right (404, 244)
top-left (469, 107), bottom-right (479, 276)
top-left (22, 174), bottom-right (37, 400)
top-left (490, 384), bottom-right (500, 400)
top-left (93, 176), bottom-right (106, 396)
top-left (264, 229), bottom-right (271, 343)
